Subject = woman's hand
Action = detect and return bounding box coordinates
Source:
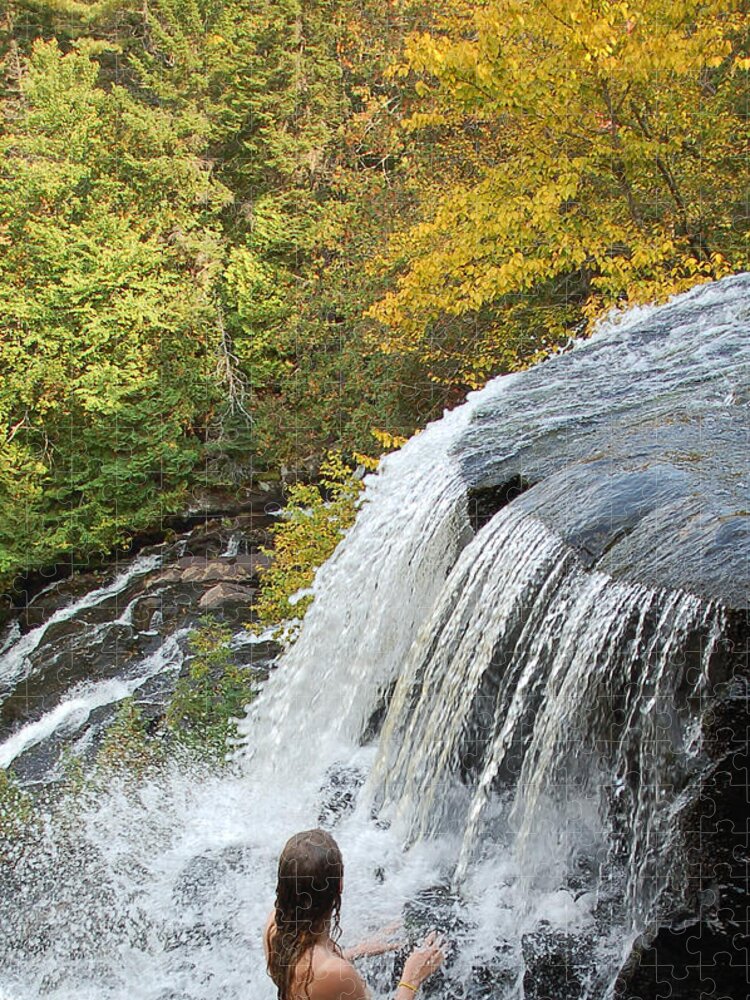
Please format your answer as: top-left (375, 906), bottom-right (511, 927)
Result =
top-left (400, 930), bottom-right (446, 987)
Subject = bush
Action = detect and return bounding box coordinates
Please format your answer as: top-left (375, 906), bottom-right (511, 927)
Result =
top-left (95, 698), bottom-right (163, 776)
top-left (165, 619), bottom-right (256, 757)
top-left (251, 452), bottom-right (364, 642)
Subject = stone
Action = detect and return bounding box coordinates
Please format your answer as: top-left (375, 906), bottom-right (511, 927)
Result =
top-left (521, 925), bottom-right (591, 1000)
top-left (197, 583), bottom-right (256, 610)
top-left (317, 765), bottom-right (365, 827)
top-left (149, 568), bottom-right (182, 585)
top-left (180, 561), bottom-right (252, 583)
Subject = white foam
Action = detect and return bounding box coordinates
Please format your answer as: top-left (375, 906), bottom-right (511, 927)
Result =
top-left (0, 553), bottom-right (162, 694)
top-left (0, 629), bottom-right (187, 769)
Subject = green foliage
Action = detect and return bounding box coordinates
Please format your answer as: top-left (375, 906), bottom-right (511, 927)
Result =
top-left (0, 1), bottom-right (442, 590)
top-left (95, 698), bottom-right (162, 775)
top-left (59, 745), bottom-right (88, 795)
top-left (91, 620), bottom-right (256, 770)
top-left (251, 452), bottom-right (364, 641)
top-left (0, 768), bottom-right (34, 855)
top-left (0, 37), bottom-right (231, 587)
top-left (166, 619), bottom-right (256, 756)
top-left (81, 620), bottom-right (256, 776)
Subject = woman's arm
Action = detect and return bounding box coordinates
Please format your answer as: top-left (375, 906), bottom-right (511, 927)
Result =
top-left (313, 930), bottom-right (446, 1000)
top-left (262, 910), bottom-right (274, 962)
top-left (391, 931), bottom-right (446, 998)
top-left (343, 937), bottom-right (403, 960)
top-left (343, 920), bottom-right (404, 960)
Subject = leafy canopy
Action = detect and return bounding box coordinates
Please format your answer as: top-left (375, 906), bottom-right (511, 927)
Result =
top-left (370, 0), bottom-right (750, 387)
top-left (0, 38), bottom-right (229, 581)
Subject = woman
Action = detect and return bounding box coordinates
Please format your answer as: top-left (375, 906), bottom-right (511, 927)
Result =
top-left (264, 828), bottom-right (446, 1000)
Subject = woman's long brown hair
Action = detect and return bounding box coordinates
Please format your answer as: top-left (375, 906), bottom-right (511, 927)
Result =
top-left (267, 828), bottom-right (344, 1000)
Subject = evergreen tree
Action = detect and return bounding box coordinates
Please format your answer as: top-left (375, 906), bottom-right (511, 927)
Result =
top-left (0, 38), bottom-right (231, 580)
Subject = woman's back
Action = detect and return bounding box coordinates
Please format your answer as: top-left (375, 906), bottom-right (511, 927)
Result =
top-left (264, 918), bottom-right (369, 1000)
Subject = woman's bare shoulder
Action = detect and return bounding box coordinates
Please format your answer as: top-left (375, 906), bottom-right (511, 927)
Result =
top-left (306, 954), bottom-right (369, 1000)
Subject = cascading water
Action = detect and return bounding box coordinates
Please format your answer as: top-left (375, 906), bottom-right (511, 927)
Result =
top-left (1, 275), bottom-right (748, 1000)
top-left (0, 553), bottom-right (162, 699)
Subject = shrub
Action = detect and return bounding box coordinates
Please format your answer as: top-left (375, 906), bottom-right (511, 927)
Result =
top-left (251, 452), bottom-right (364, 642)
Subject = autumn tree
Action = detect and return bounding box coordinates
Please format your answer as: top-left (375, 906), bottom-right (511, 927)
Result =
top-left (370, 0), bottom-right (750, 387)
top-left (0, 1), bottom-right (443, 589)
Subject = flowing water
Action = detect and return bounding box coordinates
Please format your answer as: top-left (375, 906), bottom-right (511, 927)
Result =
top-left (1, 276), bottom-right (749, 999)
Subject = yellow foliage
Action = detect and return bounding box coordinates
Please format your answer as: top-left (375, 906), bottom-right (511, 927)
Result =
top-left (371, 427), bottom-right (409, 450)
top-left (250, 452), bottom-right (364, 643)
top-left (353, 451), bottom-right (381, 471)
top-left (369, 0), bottom-right (750, 386)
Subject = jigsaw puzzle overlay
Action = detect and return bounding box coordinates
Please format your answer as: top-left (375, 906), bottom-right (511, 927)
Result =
top-left (0, 3), bottom-right (748, 1000)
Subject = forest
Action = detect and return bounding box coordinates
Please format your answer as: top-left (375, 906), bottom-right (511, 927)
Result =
top-left (1, 0), bottom-right (749, 592)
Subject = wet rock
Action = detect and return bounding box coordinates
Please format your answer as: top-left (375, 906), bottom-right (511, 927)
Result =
top-left (521, 924), bottom-right (593, 1000)
top-left (400, 884), bottom-right (465, 999)
top-left (466, 952), bottom-right (518, 1000)
top-left (614, 667), bottom-right (750, 1000)
top-left (172, 845), bottom-right (255, 908)
top-left (173, 553), bottom-right (271, 585)
top-left (317, 765), bottom-right (365, 827)
top-left (149, 568), bottom-right (183, 586)
top-left (614, 919), bottom-right (750, 1000)
top-left (198, 583), bottom-right (256, 610)
top-left (456, 276), bottom-right (750, 608)
top-left (129, 595), bottom-right (166, 630)
top-left (232, 640), bottom-right (278, 678)
top-left (231, 519), bottom-right (273, 546)
top-left (360, 680), bottom-right (397, 745)
top-left (181, 561), bottom-right (252, 584)
top-left (467, 476), bottom-right (532, 533)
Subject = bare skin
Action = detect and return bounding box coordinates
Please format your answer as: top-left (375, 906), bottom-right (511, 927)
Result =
top-left (342, 920), bottom-right (404, 961)
top-left (263, 910), bottom-right (370, 1000)
top-left (263, 910), bottom-right (445, 1000)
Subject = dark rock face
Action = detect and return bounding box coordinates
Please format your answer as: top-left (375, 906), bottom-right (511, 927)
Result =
top-left (198, 583), bottom-right (257, 610)
top-left (317, 765), bottom-right (365, 827)
top-left (458, 275), bottom-right (750, 608)
top-left (615, 648), bottom-right (750, 1000)
top-left (615, 922), bottom-right (749, 1000)
top-left (172, 845), bottom-right (255, 910)
top-left (467, 476), bottom-right (532, 533)
top-left (521, 926), bottom-right (594, 1000)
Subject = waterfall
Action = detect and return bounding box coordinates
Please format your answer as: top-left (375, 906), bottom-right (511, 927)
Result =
top-left (236, 395), bottom-right (478, 788)
top-left (1, 275), bottom-right (748, 999)
top-left (365, 503), bottom-right (725, 922)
